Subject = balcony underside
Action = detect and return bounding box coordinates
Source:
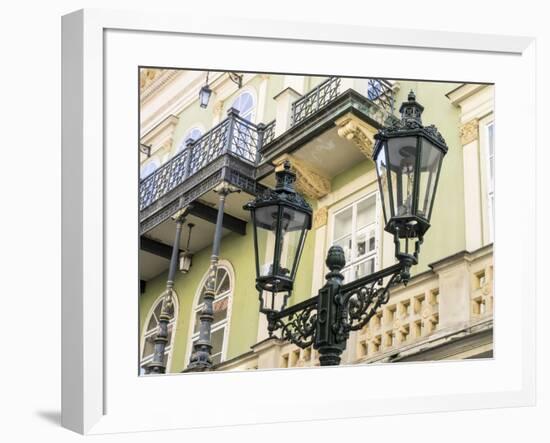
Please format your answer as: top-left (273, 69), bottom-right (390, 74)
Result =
top-left (257, 89), bottom-right (397, 180)
top-left (140, 154), bottom-right (265, 235)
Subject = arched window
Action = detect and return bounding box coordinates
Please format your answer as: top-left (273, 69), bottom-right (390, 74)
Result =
top-left (190, 263), bottom-right (234, 365)
top-left (231, 90), bottom-right (255, 122)
top-left (140, 293), bottom-right (178, 374)
top-left (178, 127), bottom-right (203, 153)
top-left (140, 159), bottom-right (159, 180)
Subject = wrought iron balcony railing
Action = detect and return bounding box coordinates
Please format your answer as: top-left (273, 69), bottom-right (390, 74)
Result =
top-left (140, 77), bottom-right (393, 212)
top-left (290, 77), bottom-right (395, 127)
top-left (140, 109), bottom-right (275, 210)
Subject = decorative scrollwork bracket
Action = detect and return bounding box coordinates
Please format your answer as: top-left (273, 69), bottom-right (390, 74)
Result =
top-left (261, 245), bottom-right (412, 366)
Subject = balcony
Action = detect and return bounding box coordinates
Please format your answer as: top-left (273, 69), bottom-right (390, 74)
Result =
top-left (257, 78), bottom-right (399, 183)
top-left (139, 109), bottom-right (275, 233)
top-left (290, 77), bottom-right (395, 127)
top-left (139, 77), bottom-right (396, 234)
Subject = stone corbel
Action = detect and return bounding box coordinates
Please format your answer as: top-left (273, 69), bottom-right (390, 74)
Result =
top-left (335, 113), bottom-right (377, 158)
top-left (274, 154), bottom-right (331, 200)
top-left (460, 119), bottom-right (479, 145)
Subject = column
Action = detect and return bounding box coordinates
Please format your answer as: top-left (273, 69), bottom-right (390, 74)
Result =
top-left (187, 183), bottom-right (239, 371)
top-left (143, 208), bottom-right (188, 374)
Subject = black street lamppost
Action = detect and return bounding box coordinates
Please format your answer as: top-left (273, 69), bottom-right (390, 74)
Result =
top-left (244, 91), bottom-right (448, 366)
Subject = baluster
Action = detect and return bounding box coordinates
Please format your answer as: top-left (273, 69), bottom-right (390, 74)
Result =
top-left (315, 83), bottom-right (321, 112)
top-left (255, 122), bottom-right (266, 165)
top-left (183, 138), bottom-right (194, 179)
top-left (225, 107), bottom-right (239, 155)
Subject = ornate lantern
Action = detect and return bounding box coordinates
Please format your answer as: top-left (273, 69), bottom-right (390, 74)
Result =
top-left (198, 83), bottom-right (212, 109)
top-left (244, 161), bottom-right (312, 313)
top-left (373, 91), bottom-right (448, 248)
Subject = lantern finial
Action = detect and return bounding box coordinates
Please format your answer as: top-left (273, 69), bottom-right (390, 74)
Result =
top-left (399, 89), bottom-right (424, 126)
top-left (275, 160), bottom-right (297, 193)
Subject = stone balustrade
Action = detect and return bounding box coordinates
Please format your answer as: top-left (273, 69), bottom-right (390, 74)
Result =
top-left (215, 244), bottom-right (493, 372)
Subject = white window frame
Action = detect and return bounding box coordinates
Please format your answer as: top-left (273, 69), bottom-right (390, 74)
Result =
top-left (484, 120), bottom-right (495, 242)
top-left (186, 260), bottom-right (234, 366)
top-left (229, 88), bottom-right (256, 123)
top-left (139, 292), bottom-right (179, 374)
top-left (479, 114), bottom-right (495, 244)
top-left (330, 192), bottom-right (380, 283)
top-left (177, 125), bottom-right (205, 154)
top-left (139, 158), bottom-right (160, 180)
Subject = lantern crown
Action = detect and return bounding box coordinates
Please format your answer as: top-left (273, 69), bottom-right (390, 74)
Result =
top-left (244, 161), bottom-right (313, 221)
top-left (399, 90), bottom-right (424, 126)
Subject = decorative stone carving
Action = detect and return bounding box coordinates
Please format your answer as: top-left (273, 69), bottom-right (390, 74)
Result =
top-left (335, 114), bottom-right (377, 158)
top-left (313, 207), bottom-right (328, 229)
top-left (140, 68), bottom-right (164, 90)
top-left (213, 100), bottom-right (224, 117)
top-left (460, 119), bottom-right (479, 145)
top-left (274, 154), bottom-right (331, 200)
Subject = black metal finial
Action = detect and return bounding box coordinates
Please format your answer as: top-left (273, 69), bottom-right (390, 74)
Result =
top-left (326, 245), bottom-right (346, 272)
top-left (275, 160), bottom-right (296, 192)
top-left (399, 89), bottom-right (424, 126)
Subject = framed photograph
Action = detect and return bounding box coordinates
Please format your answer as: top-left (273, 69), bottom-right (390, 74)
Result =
top-left (62, 9), bottom-right (536, 435)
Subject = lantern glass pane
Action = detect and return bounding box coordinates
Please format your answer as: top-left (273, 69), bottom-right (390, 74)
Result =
top-left (254, 205), bottom-right (278, 279)
top-left (387, 136), bottom-right (418, 218)
top-left (279, 206), bottom-right (309, 278)
top-left (417, 138), bottom-right (443, 220)
top-left (374, 142), bottom-right (391, 224)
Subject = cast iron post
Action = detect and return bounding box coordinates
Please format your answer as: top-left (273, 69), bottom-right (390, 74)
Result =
top-left (144, 209), bottom-right (187, 374)
top-left (187, 183), bottom-right (239, 371)
top-left (314, 245), bottom-right (347, 366)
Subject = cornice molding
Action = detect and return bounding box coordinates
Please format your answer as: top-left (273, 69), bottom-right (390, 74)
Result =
top-left (140, 69), bottom-right (181, 102)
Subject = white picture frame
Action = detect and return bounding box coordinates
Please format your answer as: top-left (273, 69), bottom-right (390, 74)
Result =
top-left (61, 8), bottom-right (536, 435)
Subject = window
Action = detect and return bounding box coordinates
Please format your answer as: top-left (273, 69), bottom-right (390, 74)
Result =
top-left (178, 127), bottom-right (203, 153)
top-left (140, 159), bottom-right (159, 180)
top-left (332, 194), bottom-right (379, 282)
top-left (190, 263), bottom-right (234, 365)
top-left (231, 91), bottom-right (255, 122)
top-left (485, 121), bottom-right (495, 241)
top-left (140, 293), bottom-right (178, 374)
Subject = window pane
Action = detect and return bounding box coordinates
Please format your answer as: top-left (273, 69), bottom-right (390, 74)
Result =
top-left (334, 235), bottom-right (352, 263)
top-left (217, 270), bottom-right (230, 294)
top-left (334, 207), bottom-right (352, 239)
top-left (153, 302), bottom-right (162, 319)
top-left (211, 328), bottom-right (225, 358)
top-left (232, 92), bottom-right (254, 122)
top-left (357, 196), bottom-right (376, 229)
top-left (356, 227), bottom-right (376, 257)
top-left (146, 314), bottom-right (158, 332)
top-left (487, 123), bottom-right (494, 185)
top-left (354, 258), bottom-right (375, 279)
top-left (355, 229), bottom-right (367, 258)
top-left (142, 334), bottom-right (155, 359)
top-left (213, 297), bottom-right (229, 323)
